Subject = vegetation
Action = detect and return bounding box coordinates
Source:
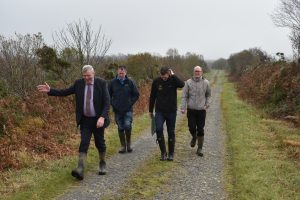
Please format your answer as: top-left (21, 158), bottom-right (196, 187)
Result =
top-left (0, 18), bottom-right (208, 174)
top-left (0, 112), bottom-right (149, 200)
top-left (222, 76), bottom-right (300, 200)
top-left (0, 6), bottom-right (300, 199)
top-left (213, 46), bottom-right (300, 124)
top-left (238, 62), bottom-right (300, 119)
top-left (272, 0), bottom-right (300, 62)
top-left (0, 33), bottom-right (46, 96)
top-left (53, 19), bottom-right (112, 66)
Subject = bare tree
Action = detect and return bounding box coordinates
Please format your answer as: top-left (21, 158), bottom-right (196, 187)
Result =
top-left (271, 0), bottom-right (300, 62)
top-left (53, 19), bottom-right (112, 66)
top-left (0, 33), bottom-right (45, 96)
top-left (290, 30), bottom-right (300, 61)
top-left (166, 48), bottom-right (179, 59)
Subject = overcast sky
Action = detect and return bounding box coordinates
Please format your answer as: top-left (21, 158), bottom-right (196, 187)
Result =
top-left (0, 0), bottom-right (293, 60)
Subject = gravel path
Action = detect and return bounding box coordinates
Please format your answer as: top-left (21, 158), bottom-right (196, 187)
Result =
top-left (154, 73), bottom-right (227, 200)
top-left (56, 72), bottom-right (227, 200)
top-left (56, 128), bottom-right (157, 200)
top-left (56, 115), bottom-right (185, 200)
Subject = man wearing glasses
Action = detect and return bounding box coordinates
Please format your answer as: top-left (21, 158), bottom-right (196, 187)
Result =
top-left (180, 66), bottom-right (211, 157)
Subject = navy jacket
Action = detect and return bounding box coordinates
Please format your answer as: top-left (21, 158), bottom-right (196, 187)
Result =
top-left (48, 77), bottom-right (110, 127)
top-left (109, 76), bottom-right (140, 114)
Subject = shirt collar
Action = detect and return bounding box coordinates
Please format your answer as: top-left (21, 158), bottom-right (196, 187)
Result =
top-left (85, 79), bottom-right (94, 85)
top-left (117, 76), bottom-right (126, 81)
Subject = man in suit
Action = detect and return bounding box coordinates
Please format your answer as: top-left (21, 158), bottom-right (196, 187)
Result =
top-left (37, 65), bottom-right (110, 180)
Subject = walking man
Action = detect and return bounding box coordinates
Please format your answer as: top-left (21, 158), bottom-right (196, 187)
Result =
top-left (37, 65), bottom-right (110, 179)
top-left (180, 66), bottom-right (211, 156)
top-left (109, 65), bottom-right (140, 153)
top-left (149, 67), bottom-right (184, 161)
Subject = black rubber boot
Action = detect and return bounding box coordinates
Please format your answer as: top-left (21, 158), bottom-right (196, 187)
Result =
top-left (157, 136), bottom-right (167, 161)
top-left (125, 130), bottom-right (133, 153)
top-left (98, 151), bottom-right (106, 175)
top-left (118, 130), bottom-right (126, 153)
top-left (190, 131), bottom-right (197, 148)
top-left (71, 152), bottom-right (86, 180)
top-left (167, 137), bottom-right (175, 161)
top-left (197, 136), bottom-right (204, 157)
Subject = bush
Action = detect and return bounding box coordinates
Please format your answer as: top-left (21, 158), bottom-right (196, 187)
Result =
top-left (0, 79), bottom-right (8, 98)
top-left (237, 62), bottom-right (300, 120)
top-left (270, 87), bottom-right (287, 104)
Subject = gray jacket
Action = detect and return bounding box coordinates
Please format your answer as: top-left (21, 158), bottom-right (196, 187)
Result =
top-left (180, 77), bottom-right (211, 111)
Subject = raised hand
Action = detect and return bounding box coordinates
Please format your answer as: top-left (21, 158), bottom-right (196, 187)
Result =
top-left (37, 82), bottom-right (50, 93)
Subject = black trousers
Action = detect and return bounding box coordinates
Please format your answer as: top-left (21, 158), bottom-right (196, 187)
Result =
top-left (187, 109), bottom-right (206, 137)
top-left (79, 116), bottom-right (106, 153)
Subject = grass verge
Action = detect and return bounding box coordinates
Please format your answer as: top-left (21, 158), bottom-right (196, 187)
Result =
top-left (221, 76), bottom-right (300, 200)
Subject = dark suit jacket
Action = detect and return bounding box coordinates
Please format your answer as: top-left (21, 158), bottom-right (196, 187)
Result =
top-left (48, 77), bottom-right (110, 127)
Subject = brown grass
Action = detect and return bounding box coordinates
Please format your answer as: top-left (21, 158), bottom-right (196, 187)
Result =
top-left (0, 82), bottom-right (151, 171)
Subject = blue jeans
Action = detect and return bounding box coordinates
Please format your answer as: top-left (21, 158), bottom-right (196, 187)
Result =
top-left (115, 111), bottom-right (133, 131)
top-left (79, 116), bottom-right (106, 153)
top-left (155, 112), bottom-right (177, 140)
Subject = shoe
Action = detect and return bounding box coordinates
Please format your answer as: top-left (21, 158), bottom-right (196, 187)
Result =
top-left (118, 131), bottom-right (126, 153)
top-left (190, 137), bottom-right (196, 147)
top-left (160, 152), bottom-right (168, 161)
top-left (71, 169), bottom-right (84, 180)
top-left (197, 136), bottom-right (204, 157)
top-left (71, 152), bottom-right (86, 180)
top-left (98, 160), bottom-right (106, 175)
top-left (167, 154), bottom-right (174, 161)
top-left (125, 130), bottom-right (133, 153)
top-left (196, 147), bottom-right (203, 157)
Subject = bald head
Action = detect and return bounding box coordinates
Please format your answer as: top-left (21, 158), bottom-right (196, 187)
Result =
top-left (194, 66), bottom-right (202, 71)
top-left (193, 66), bottom-right (203, 78)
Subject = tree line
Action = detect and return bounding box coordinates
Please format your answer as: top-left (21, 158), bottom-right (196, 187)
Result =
top-left (0, 20), bottom-right (208, 99)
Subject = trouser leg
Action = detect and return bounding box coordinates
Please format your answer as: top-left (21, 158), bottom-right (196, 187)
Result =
top-left (166, 112), bottom-right (176, 161)
top-left (155, 112), bottom-right (167, 161)
top-left (124, 112), bottom-right (133, 152)
top-left (157, 135), bottom-right (167, 161)
top-left (187, 109), bottom-right (197, 147)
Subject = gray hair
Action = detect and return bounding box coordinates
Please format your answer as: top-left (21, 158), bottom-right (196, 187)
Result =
top-left (82, 65), bottom-right (95, 73)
